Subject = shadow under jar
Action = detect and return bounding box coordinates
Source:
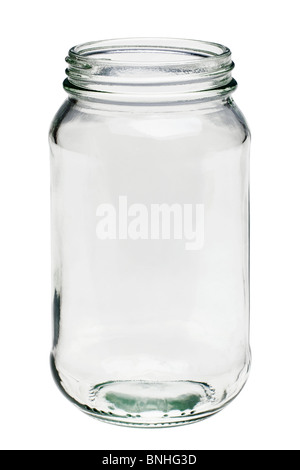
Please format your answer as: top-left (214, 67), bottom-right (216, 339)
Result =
top-left (49, 38), bottom-right (251, 427)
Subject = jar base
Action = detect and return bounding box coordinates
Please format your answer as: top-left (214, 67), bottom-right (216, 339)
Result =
top-left (51, 355), bottom-right (250, 428)
top-left (86, 380), bottom-right (218, 427)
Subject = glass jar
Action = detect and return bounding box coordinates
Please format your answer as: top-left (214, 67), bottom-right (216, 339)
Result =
top-left (49, 38), bottom-right (251, 427)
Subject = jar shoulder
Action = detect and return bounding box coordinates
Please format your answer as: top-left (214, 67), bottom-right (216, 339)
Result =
top-left (49, 99), bottom-right (75, 146)
top-left (49, 98), bottom-right (250, 153)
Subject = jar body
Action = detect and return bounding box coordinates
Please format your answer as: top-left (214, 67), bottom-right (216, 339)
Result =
top-left (50, 95), bottom-right (250, 426)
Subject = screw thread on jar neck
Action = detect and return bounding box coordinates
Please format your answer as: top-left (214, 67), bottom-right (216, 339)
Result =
top-left (64, 38), bottom-right (237, 105)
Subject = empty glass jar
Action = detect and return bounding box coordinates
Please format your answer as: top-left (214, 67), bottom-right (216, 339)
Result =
top-left (49, 38), bottom-right (251, 427)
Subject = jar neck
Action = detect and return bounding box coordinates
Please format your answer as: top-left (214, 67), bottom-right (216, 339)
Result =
top-left (64, 38), bottom-right (237, 106)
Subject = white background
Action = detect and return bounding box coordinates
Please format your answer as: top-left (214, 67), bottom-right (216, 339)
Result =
top-left (1, 0), bottom-right (299, 451)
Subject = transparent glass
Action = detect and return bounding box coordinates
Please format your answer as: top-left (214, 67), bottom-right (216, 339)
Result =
top-left (49, 38), bottom-right (251, 427)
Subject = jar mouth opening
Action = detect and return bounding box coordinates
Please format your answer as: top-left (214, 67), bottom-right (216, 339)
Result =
top-left (68, 38), bottom-right (231, 66)
top-left (64, 38), bottom-right (236, 104)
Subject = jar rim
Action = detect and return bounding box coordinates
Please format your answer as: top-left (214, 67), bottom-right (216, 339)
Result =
top-left (68, 37), bottom-right (231, 67)
top-left (64, 38), bottom-right (237, 104)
